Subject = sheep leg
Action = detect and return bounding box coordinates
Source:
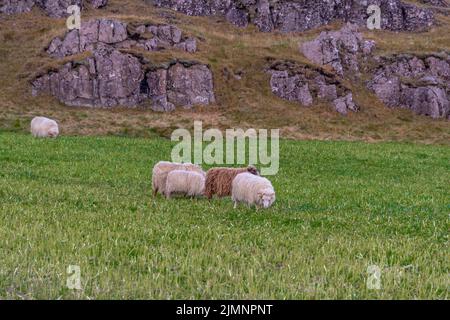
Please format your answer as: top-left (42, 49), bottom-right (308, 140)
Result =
top-left (234, 201), bottom-right (238, 209)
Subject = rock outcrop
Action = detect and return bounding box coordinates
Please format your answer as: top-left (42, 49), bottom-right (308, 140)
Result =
top-left (420, 0), bottom-right (449, 7)
top-left (267, 60), bottom-right (358, 115)
top-left (301, 23), bottom-right (375, 78)
top-left (32, 47), bottom-right (215, 110)
top-left (0, 0), bottom-right (108, 17)
top-left (47, 19), bottom-right (197, 58)
top-left (147, 61), bottom-right (216, 111)
top-left (90, 0), bottom-right (107, 8)
top-left (0, 0), bottom-right (35, 14)
top-left (150, 0), bottom-right (434, 33)
top-left (368, 53), bottom-right (450, 119)
top-left (32, 48), bottom-right (144, 107)
top-left (301, 23), bottom-right (449, 119)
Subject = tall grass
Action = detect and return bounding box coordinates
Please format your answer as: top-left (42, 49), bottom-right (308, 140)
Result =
top-left (0, 133), bottom-right (448, 299)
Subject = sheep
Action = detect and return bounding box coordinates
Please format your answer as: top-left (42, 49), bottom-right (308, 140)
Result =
top-left (232, 172), bottom-right (276, 209)
top-left (204, 165), bottom-right (259, 199)
top-left (165, 170), bottom-right (206, 199)
top-left (30, 116), bottom-right (59, 138)
top-left (152, 161), bottom-right (204, 197)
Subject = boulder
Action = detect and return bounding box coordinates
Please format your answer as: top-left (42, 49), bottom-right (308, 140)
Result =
top-left (98, 19), bottom-right (128, 44)
top-left (368, 54), bottom-right (450, 118)
top-left (46, 19), bottom-right (197, 58)
top-left (301, 23), bottom-right (375, 77)
top-left (268, 60), bottom-right (359, 115)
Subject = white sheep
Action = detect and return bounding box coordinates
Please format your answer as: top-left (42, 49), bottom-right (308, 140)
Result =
top-left (152, 161), bottom-right (204, 197)
top-left (165, 170), bottom-right (206, 199)
top-left (232, 172), bottom-right (276, 209)
top-left (30, 116), bottom-right (59, 138)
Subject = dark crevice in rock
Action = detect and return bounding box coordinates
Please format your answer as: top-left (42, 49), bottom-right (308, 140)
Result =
top-left (140, 72), bottom-right (150, 95)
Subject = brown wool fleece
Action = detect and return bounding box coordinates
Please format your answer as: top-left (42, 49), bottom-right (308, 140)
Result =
top-left (205, 166), bottom-right (259, 199)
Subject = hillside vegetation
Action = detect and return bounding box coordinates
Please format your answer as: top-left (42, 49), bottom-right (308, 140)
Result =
top-left (0, 0), bottom-right (449, 143)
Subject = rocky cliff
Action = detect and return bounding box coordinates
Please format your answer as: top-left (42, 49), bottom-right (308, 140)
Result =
top-left (150, 0), bottom-right (435, 32)
top-left (0, 0), bottom-right (108, 17)
top-left (32, 47), bottom-right (215, 110)
top-left (368, 53), bottom-right (450, 118)
top-left (31, 16), bottom-right (213, 110)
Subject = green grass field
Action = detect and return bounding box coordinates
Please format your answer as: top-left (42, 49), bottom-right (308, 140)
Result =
top-left (0, 132), bottom-right (448, 299)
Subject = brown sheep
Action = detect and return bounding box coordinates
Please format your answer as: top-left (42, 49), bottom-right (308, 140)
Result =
top-left (205, 165), bottom-right (259, 199)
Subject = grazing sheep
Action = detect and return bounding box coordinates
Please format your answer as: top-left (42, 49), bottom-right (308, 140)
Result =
top-left (152, 161), bottom-right (204, 197)
top-left (30, 116), bottom-right (59, 138)
top-left (165, 170), bottom-right (206, 199)
top-left (205, 165), bottom-right (259, 199)
top-left (232, 172), bottom-right (275, 209)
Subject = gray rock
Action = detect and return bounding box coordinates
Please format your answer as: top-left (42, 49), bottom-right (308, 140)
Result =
top-left (36, 0), bottom-right (83, 18)
top-left (0, 0), bottom-right (35, 14)
top-left (333, 93), bottom-right (358, 115)
top-left (47, 29), bottom-right (80, 58)
top-left (225, 4), bottom-right (248, 28)
top-left (420, 0), bottom-right (449, 6)
top-left (90, 0), bottom-right (107, 8)
top-left (254, 0), bottom-right (274, 32)
top-left (0, 0), bottom-right (108, 16)
top-left (98, 19), bottom-right (128, 44)
top-left (33, 48), bottom-right (144, 107)
top-left (79, 19), bottom-right (100, 52)
top-left (46, 19), bottom-right (197, 58)
top-left (368, 53), bottom-right (450, 118)
top-left (150, 0), bottom-right (435, 32)
top-left (268, 60), bottom-right (358, 115)
top-left (33, 49), bottom-right (215, 110)
top-left (147, 68), bottom-right (175, 112)
top-left (146, 62), bottom-right (216, 112)
top-left (165, 62), bottom-right (216, 108)
top-left (301, 23), bottom-right (372, 77)
top-left (318, 84), bottom-right (338, 101)
top-left (401, 86), bottom-right (449, 118)
top-left (370, 76), bottom-right (402, 107)
top-left (426, 56), bottom-right (450, 79)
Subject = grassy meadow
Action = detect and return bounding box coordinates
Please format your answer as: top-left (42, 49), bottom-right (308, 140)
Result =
top-left (0, 132), bottom-right (448, 299)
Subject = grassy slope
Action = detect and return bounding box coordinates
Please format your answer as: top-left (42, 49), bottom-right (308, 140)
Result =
top-left (0, 0), bottom-right (449, 143)
top-left (0, 132), bottom-right (448, 299)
